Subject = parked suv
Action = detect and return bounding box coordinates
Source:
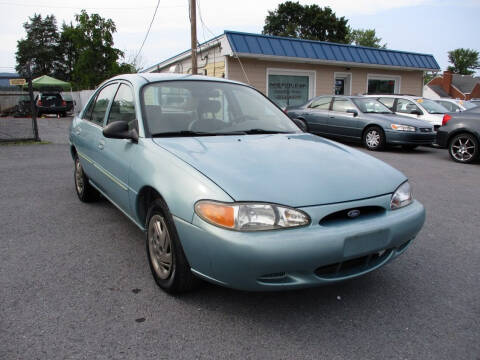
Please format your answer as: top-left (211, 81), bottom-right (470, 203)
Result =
top-left (364, 95), bottom-right (448, 130)
top-left (35, 92), bottom-right (68, 117)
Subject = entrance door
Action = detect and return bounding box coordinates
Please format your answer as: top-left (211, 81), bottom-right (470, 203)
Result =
top-left (335, 79), bottom-right (345, 95)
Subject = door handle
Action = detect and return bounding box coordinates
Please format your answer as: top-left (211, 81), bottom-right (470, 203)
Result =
top-left (98, 141), bottom-right (105, 150)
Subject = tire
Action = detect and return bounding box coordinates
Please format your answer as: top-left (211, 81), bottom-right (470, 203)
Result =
top-left (74, 155), bottom-right (100, 202)
top-left (402, 145), bottom-right (418, 151)
top-left (448, 133), bottom-right (479, 164)
top-left (146, 198), bottom-right (199, 294)
top-left (363, 126), bottom-right (385, 151)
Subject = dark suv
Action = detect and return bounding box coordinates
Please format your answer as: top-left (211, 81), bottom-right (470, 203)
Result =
top-left (35, 92), bottom-right (68, 117)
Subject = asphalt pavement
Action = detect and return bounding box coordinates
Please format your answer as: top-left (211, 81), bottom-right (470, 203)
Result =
top-left (1, 119), bottom-right (479, 359)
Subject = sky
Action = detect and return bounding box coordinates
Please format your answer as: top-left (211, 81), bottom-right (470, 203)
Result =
top-left (0, 0), bottom-right (479, 74)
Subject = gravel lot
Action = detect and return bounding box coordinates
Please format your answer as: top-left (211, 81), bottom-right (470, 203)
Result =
top-left (1, 118), bottom-right (479, 359)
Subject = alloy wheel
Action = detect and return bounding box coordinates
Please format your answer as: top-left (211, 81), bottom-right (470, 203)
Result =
top-left (450, 136), bottom-right (476, 162)
top-left (366, 130), bottom-right (380, 148)
top-left (75, 159), bottom-right (84, 195)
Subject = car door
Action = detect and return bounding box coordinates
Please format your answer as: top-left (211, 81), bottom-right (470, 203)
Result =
top-left (95, 83), bottom-right (137, 215)
top-left (327, 97), bottom-right (361, 139)
top-left (302, 96), bottom-right (332, 134)
top-left (73, 83), bottom-right (118, 187)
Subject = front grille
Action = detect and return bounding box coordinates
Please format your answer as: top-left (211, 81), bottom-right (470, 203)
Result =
top-left (319, 206), bottom-right (385, 226)
top-left (314, 249), bottom-right (392, 279)
top-left (419, 128), bottom-right (432, 132)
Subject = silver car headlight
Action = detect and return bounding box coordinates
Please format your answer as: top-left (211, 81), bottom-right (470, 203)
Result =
top-left (391, 124), bottom-right (416, 132)
top-left (194, 201), bottom-right (310, 231)
top-left (390, 181), bottom-right (413, 210)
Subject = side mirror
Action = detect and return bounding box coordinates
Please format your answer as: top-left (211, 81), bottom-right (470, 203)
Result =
top-left (293, 118), bottom-right (308, 132)
top-left (103, 120), bottom-right (138, 142)
top-left (347, 109), bottom-right (358, 117)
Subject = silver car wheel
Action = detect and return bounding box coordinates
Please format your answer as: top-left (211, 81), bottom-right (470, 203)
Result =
top-left (75, 159), bottom-right (84, 195)
top-left (366, 130), bottom-right (380, 148)
top-left (148, 215), bottom-right (173, 280)
top-left (451, 136), bottom-right (475, 162)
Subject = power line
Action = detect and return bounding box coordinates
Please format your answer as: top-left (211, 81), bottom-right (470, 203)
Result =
top-left (134, 0), bottom-right (161, 65)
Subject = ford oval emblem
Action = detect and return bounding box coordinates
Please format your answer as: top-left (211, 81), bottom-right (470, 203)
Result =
top-left (347, 209), bottom-right (361, 218)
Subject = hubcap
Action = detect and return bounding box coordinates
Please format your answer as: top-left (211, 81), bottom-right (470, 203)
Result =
top-left (148, 215), bottom-right (173, 280)
top-left (75, 160), bottom-right (84, 194)
top-left (366, 130), bottom-right (380, 148)
top-left (451, 137), bottom-right (475, 162)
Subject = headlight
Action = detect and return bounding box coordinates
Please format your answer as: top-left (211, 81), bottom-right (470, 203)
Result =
top-left (390, 181), bottom-right (413, 210)
top-left (391, 124), bottom-right (416, 132)
top-left (194, 201), bottom-right (310, 231)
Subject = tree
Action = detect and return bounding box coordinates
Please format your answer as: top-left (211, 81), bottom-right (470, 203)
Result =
top-left (447, 48), bottom-right (480, 75)
top-left (15, 14), bottom-right (61, 78)
top-left (263, 1), bottom-right (349, 43)
top-left (347, 28), bottom-right (386, 49)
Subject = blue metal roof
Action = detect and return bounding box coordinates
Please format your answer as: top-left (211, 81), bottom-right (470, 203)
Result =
top-left (225, 31), bottom-right (440, 70)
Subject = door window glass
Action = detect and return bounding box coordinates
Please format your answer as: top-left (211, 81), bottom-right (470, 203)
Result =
top-left (90, 84), bottom-right (117, 126)
top-left (107, 84), bottom-right (135, 124)
top-left (377, 97), bottom-right (395, 110)
top-left (332, 98), bottom-right (356, 113)
top-left (395, 99), bottom-right (420, 114)
top-left (309, 97), bottom-right (332, 110)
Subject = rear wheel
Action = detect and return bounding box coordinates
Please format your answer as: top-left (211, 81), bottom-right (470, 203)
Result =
top-left (363, 126), bottom-right (385, 151)
top-left (74, 155), bottom-right (100, 202)
top-left (448, 133), bottom-right (479, 164)
top-left (146, 198), bottom-right (199, 293)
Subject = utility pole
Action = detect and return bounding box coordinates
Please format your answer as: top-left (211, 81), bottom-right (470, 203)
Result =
top-left (190, 0), bottom-right (197, 75)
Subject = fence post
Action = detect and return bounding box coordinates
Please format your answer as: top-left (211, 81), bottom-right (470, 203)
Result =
top-left (26, 64), bottom-right (39, 141)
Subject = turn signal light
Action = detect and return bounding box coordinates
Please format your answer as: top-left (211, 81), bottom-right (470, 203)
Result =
top-left (62, 101), bottom-right (67, 106)
top-left (195, 202), bottom-right (235, 228)
top-left (442, 114), bottom-right (451, 126)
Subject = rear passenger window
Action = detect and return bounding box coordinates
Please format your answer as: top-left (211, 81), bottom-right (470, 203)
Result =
top-left (377, 97), bottom-right (395, 110)
top-left (89, 84), bottom-right (117, 126)
top-left (107, 84), bottom-right (135, 124)
top-left (310, 97), bottom-right (332, 110)
top-left (332, 98), bottom-right (356, 113)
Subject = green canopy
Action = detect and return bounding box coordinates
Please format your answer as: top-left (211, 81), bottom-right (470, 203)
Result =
top-left (26, 75), bottom-right (71, 91)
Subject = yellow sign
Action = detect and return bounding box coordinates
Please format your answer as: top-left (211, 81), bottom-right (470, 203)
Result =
top-left (9, 78), bottom-right (26, 86)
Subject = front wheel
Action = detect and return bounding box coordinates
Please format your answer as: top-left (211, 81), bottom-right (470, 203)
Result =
top-left (449, 133), bottom-right (479, 164)
top-left (74, 155), bottom-right (100, 202)
top-left (363, 126), bottom-right (385, 151)
top-left (146, 198), bottom-right (199, 293)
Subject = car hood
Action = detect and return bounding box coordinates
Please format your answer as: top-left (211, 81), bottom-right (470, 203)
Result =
top-left (367, 113), bottom-right (433, 127)
top-left (153, 134), bottom-right (406, 207)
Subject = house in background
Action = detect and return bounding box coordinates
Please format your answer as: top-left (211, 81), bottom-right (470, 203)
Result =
top-left (424, 71), bottom-right (480, 100)
top-left (143, 31), bottom-right (440, 108)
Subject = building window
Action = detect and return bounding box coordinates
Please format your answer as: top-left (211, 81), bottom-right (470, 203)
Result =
top-left (367, 75), bottom-right (401, 94)
top-left (266, 69), bottom-right (315, 108)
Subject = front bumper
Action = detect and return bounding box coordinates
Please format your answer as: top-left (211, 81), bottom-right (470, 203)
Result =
top-left (385, 130), bottom-right (436, 146)
top-left (436, 128), bottom-right (449, 148)
top-left (174, 195), bottom-right (425, 291)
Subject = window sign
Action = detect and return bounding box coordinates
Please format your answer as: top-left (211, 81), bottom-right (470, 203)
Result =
top-left (268, 75), bottom-right (309, 108)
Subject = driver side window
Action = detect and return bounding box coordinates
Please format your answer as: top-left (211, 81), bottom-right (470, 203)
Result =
top-left (396, 99), bottom-right (420, 114)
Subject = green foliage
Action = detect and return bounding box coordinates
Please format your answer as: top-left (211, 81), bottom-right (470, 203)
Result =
top-left (423, 71), bottom-right (436, 85)
top-left (16, 10), bottom-right (137, 89)
top-left (447, 48), bottom-right (480, 75)
top-left (263, 1), bottom-right (349, 43)
top-left (347, 28), bottom-right (386, 49)
top-left (15, 14), bottom-right (61, 78)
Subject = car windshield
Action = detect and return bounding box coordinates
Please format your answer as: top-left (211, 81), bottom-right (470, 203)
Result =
top-left (416, 98), bottom-right (447, 114)
top-left (352, 98), bottom-right (392, 114)
top-left (142, 81), bottom-right (300, 136)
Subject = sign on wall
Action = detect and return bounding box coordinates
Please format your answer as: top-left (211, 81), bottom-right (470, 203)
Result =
top-left (9, 78), bottom-right (26, 86)
top-left (268, 75), bottom-right (309, 108)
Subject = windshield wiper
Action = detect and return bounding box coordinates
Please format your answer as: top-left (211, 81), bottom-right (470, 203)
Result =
top-left (243, 129), bottom-right (292, 134)
top-left (151, 130), bottom-right (247, 137)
